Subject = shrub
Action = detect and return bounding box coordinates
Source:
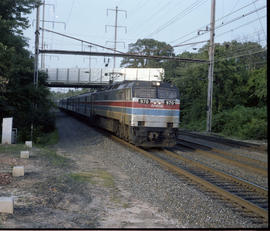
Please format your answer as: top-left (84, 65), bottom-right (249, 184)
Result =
top-left (212, 106), bottom-right (267, 140)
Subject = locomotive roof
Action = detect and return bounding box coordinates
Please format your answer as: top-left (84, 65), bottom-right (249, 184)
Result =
top-left (104, 80), bottom-right (176, 90)
top-left (60, 81), bottom-right (177, 100)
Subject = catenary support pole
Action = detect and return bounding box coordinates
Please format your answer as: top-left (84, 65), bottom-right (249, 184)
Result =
top-left (34, 5), bottom-right (40, 88)
top-left (113, 6), bottom-right (118, 69)
top-left (206, 0), bottom-right (216, 132)
top-left (31, 3), bottom-right (40, 141)
top-left (41, 0), bottom-right (45, 69)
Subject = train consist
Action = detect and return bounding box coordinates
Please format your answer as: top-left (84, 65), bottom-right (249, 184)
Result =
top-left (58, 80), bottom-right (180, 147)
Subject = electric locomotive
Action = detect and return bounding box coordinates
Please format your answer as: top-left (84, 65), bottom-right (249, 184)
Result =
top-left (59, 80), bottom-right (180, 147)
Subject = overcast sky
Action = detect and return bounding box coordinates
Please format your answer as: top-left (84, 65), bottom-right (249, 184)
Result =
top-left (23, 0), bottom-right (267, 70)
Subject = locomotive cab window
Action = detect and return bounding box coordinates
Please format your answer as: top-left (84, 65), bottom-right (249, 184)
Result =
top-left (158, 88), bottom-right (178, 99)
top-left (133, 87), bottom-right (156, 98)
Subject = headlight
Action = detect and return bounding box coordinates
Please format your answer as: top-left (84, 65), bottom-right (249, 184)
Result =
top-left (165, 100), bottom-right (176, 105)
top-left (152, 81), bottom-right (161, 86)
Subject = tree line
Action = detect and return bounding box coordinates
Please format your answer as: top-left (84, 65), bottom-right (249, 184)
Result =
top-left (121, 39), bottom-right (267, 140)
top-left (0, 0), bottom-right (55, 143)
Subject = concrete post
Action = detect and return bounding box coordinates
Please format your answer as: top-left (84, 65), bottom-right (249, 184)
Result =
top-left (0, 197), bottom-right (14, 214)
top-left (1, 117), bottom-right (13, 144)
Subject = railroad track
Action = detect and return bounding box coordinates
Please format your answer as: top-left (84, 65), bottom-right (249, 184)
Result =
top-left (176, 138), bottom-right (268, 177)
top-left (178, 130), bottom-right (267, 153)
top-left (107, 134), bottom-right (268, 226)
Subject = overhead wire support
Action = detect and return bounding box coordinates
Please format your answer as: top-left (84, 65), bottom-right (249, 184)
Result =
top-left (206, 0), bottom-right (216, 133)
top-left (34, 7), bottom-right (40, 87)
top-left (39, 28), bottom-right (208, 63)
top-left (32, 3), bottom-right (41, 141)
top-left (106, 41), bottom-right (126, 49)
top-left (39, 49), bottom-right (208, 63)
top-left (40, 0), bottom-right (57, 68)
top-left (40, 27), bottom-right (125, 54)
top-left (41, 0), bottom-right (45, 69)
top-left (106, 6), bottom-right (127, 68)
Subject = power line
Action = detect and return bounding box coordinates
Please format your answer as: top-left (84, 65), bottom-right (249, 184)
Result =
top-left (131, 2), bottom-right (170, 37)
top-left (39, 27), bottom-right (208, 63)
top-left (170, 0), bottom-right (261, 45)
top-left (252, 0), bottom-right (266, 41)
top-left (214, 15), bottom-right (266, 39)
top-left (173, 40), bottom-right (209, 47)
top-left (173, 5), bottom-right (266, 47)
top-left (146, 0), bottom-right (208, 38)
top-left (39, 49), bottom-right (208, 63)
top-left (215, 0), bottom-right (260, 25)
top-left (215, 48), bottom-right (267, 63)
top-left (41, 27), bottom-right (126, 54)
top-left (215, 5), bottom-right (266, 30)
top-left (131, 0), bottom-right (175, 38)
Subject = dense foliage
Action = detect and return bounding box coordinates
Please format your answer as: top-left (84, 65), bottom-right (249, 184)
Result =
top-left (121, 38), bottom-right (174, 68)
top-left (121, 39), bottom-right (267, 140)
top-left (0, 0), bottom-right (55, 142)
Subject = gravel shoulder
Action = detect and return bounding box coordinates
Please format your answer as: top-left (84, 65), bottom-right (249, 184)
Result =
top-left (0, 111), bottom-right (266, 228)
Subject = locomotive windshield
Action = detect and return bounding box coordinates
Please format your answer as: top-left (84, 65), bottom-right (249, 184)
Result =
top-left (133, 87), bottom-right (156, 98)
top-left (157, 88), bottom-right (178, 99)
top-left (133, 87), bottom-right (179, 99)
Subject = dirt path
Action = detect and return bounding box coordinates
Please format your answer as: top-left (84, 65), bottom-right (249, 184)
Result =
top-left (0, 112), bottom-right (179, 228)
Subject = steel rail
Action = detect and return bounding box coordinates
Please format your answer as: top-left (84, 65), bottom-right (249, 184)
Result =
top-left (177, 137), bottom-right (267, 169)
top-left (177, 139), bottom-right (267, 176)
top-left (208, 147), bottom-right (267, 169)
top-left (178, 130), bottom-right (267, 152)
top-left (162, 149), bottom-right (268, 197)
top-left (108, 134), bottom-right (268, 221)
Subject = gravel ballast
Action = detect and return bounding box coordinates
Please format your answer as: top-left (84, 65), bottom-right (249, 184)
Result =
top-left (55, 112), bottom-right (266, 228)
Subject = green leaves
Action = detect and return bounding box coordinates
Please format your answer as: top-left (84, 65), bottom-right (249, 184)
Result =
top-left (120, 38), bottom-right (174, 68)
top-left (171, 41), bottom-right (266, 139)
top-left (0, 0), bottom-right (55, 142)
top-left (246, 66), bottom-right (267, 106)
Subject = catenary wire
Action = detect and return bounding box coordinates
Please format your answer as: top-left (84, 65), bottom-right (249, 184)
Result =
top-left (170, 0), bottom-right (261, 44)
top-left (173, 5), bottom-right (266, 47)
top-left (146, 0), bottom-right (208, 38)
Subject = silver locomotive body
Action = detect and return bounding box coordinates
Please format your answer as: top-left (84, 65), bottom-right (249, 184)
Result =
top-left (59, 81), bottom-right (180, 147)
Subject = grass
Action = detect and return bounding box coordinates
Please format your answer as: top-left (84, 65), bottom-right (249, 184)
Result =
top-left (69, 169), bottom-right (115, 188)
top-left (0, 143), bottom-right (27, 156)
top-left (33, 129), bottom-right (70, 167)
top-left (36, 129), bottom-right (59, 147)
top-left (38, 147), bottom-right (70, 168)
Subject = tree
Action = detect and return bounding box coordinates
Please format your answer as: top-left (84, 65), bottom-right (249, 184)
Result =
top-left (169, 40), bottom-right (267, 139)
top-left (120, 39), bottom-right (174, 68)
top-left (0, 0), bottom-right (55, 142)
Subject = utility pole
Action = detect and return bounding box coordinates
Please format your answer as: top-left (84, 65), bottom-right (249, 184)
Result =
top-left (87, 45), bottom-right (93, 82)
top-left (31, 3), bottom-right (40, 141)
top-left (106, 6), bottom-right (127, 68)
top-left (206, 0), bottom-right (216, 133)
top-left (40, 1), bottom-right (55, 69)
top-left (114, 6), bottom-right (118, 68)
top-left (83, 45), bottom-right (97, 82)
top-left (41, 0), bottom-right (45, 69)
top-left (34, 5), bottom-right (40, 87)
